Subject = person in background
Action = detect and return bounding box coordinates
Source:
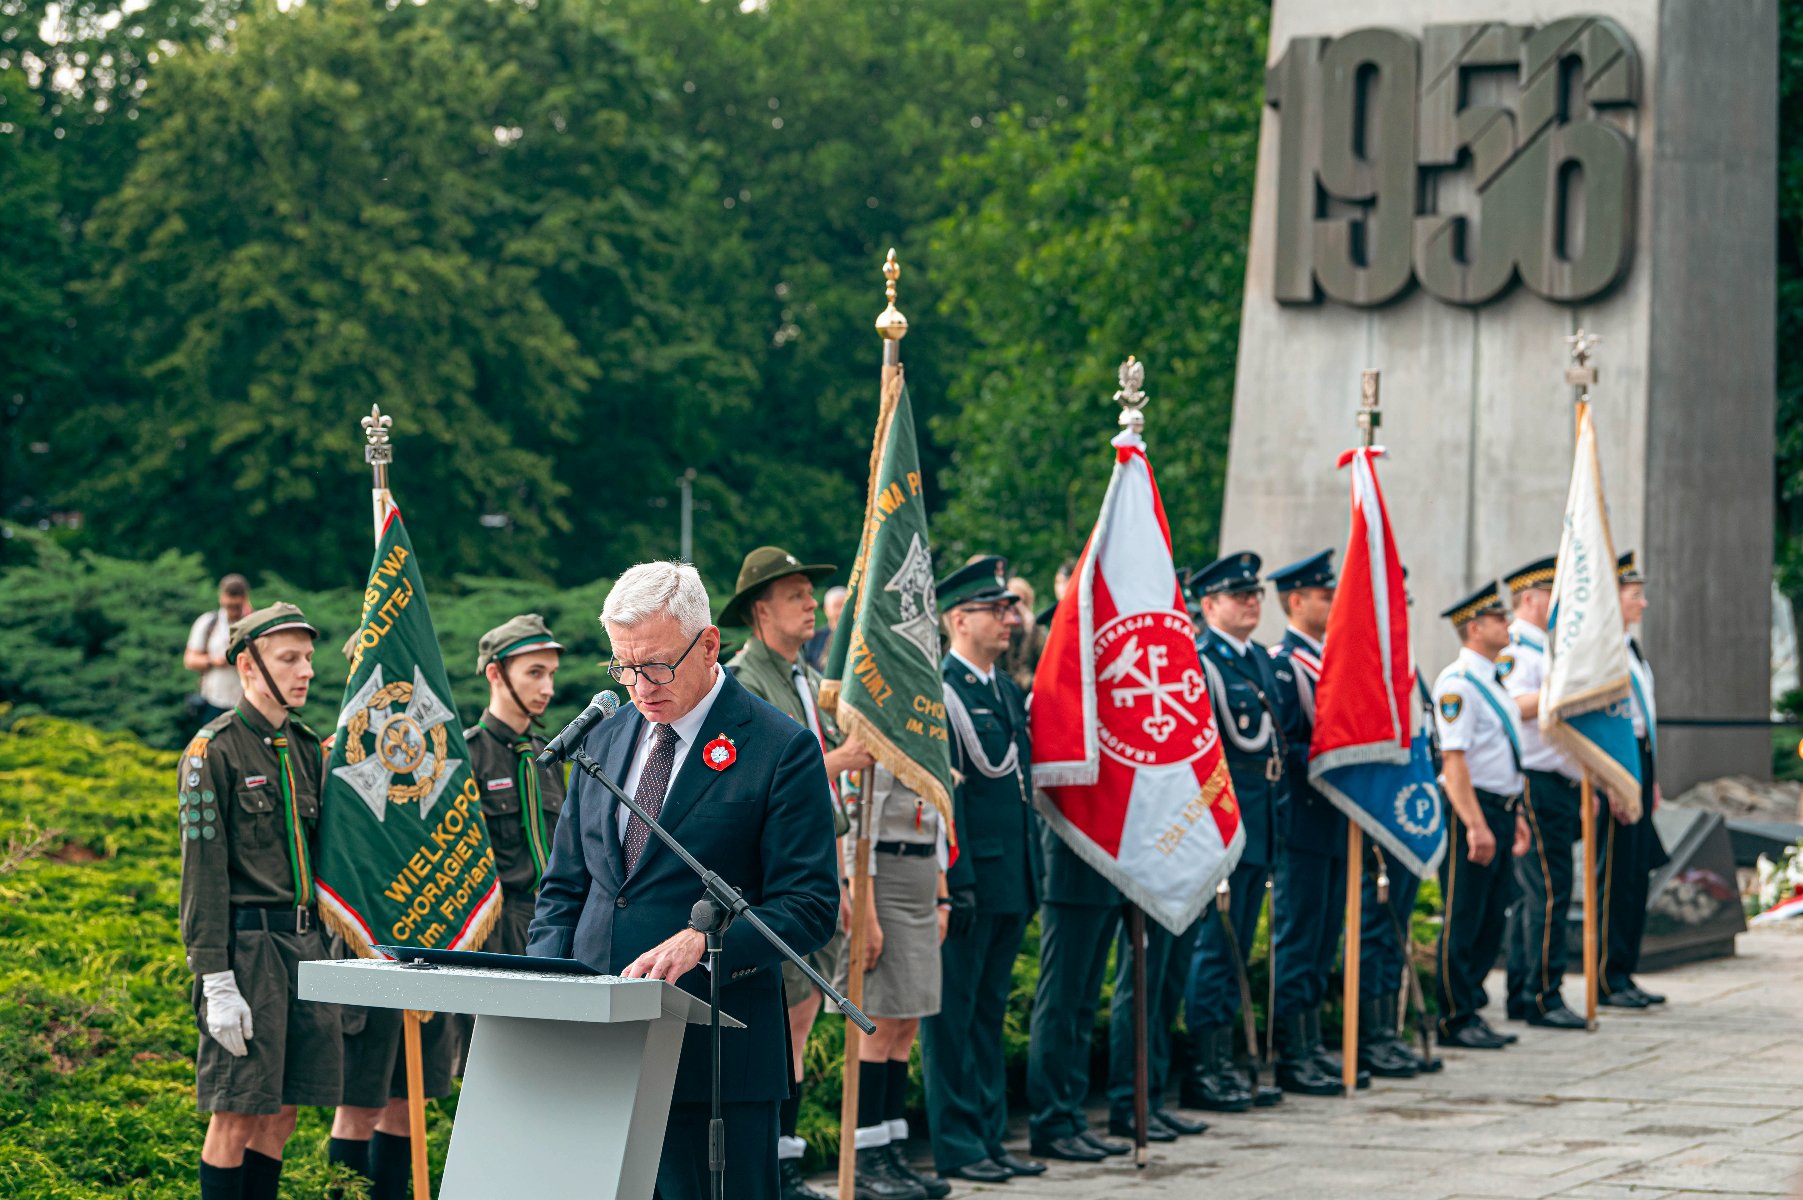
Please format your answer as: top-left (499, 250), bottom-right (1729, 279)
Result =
top-left (1001, 576), bottom-right (1047, 693)
top-left (805, 585), bottom-right (849, 672)
top-left (185, 575), bottom-right (253, 727)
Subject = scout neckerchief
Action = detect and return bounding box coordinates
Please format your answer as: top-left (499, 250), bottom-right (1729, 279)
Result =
top-left (1453, 666), bottom-right (1524, 774)
top-left (478, 718), bottom-right (550, 885)
top-left (238, 708), bottom-right (312, 907)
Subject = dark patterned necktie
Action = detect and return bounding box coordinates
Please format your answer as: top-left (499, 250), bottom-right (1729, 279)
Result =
top-left (624, 724), bottom-right (680, 872)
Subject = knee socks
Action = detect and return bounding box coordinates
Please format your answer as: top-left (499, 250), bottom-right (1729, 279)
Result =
top-left (854, 1059), bottom-right (889, 1148)
top-left (369, 1130), bottom-right (413, 1200)
top-left (198, 1161), bottom-right (243, 1200)
top-left (240, 1150), bottom-right (282, 1200)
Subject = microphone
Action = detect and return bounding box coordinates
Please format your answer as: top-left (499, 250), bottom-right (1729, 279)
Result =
top-left (537, 691), bottom-right (619, 766)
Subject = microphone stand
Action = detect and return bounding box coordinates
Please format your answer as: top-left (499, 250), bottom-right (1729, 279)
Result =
top-left (563, 746), bottom-right (877, 1200)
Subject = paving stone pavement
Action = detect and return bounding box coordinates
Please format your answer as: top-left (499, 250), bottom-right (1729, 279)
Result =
top-left (849, 923), bottom-right (1803, 1200)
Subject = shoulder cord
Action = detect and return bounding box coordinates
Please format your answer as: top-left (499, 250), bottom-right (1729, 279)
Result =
top-left (942, 684), bottom-right (1021, 780)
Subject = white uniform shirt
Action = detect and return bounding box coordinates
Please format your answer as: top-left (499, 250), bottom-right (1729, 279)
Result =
top-left (1433, 646), bottom-right (1525, 797)
top-left (1498, 619), bottom-right (1580, 781)
top-left (1625, 634), bottom-right (1656, 742)
top-left (187, 608), bottom-right (243, 709)
top-left (617, 664), bottom-right (727, 842)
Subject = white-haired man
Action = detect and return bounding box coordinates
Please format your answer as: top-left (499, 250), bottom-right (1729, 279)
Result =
top-left (527, 561), bottom-right (841, 1200)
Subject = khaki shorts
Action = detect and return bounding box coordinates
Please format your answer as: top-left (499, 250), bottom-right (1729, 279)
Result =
top-left (782, 928), bottom-right (846, 1008)
top-left (340, 1003), bottom-right (460, 1109)
top-left (195, 929), bottom-right (341, 1114)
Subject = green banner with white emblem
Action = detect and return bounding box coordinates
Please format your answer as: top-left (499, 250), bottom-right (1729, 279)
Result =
top-left (315, 508), bottom-right (501, 955)
top-left (821, 369), bottom-right (956, 848)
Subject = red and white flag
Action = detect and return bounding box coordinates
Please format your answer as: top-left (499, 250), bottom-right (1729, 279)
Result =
top-left (1031, 430), bottom-right (1242, 934)
top-left (1309, 447), bottom-right (1412, 770)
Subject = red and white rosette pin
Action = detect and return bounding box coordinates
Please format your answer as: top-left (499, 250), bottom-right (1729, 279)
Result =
top-left (702, 734), bottom-right (737, 772)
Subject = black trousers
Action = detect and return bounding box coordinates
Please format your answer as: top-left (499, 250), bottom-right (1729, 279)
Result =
top-left (1435, 798), bottom-right (1515, 1033)
top-left (1272, 845), bottom-right (1345, 1018)
top-left (1358, 856), bottom-right (1421, 1001)
top-left (1506, 771), bottom-right (1580, 1014)
top-left (656, 1100), bottom-right (778, 1200)
top-left (1598, 743), bottom-right (1667, 992)
top-left (1106, 912), bottom-right (1195, 1121)
top-left (922, 911), bottom-right (1029, 1172)
top-left (1027, 902), bottom-right (1121, 1142)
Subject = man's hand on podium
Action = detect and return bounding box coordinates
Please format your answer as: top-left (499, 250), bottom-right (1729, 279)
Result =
top-left (622, 928), bottom-right (708, 982)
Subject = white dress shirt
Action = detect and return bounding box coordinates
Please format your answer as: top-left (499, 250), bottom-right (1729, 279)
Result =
top-left (948, 650), bottom-right (995, 686)
top-left (1500, 618), bottom-right (1580, 781)
top-left (617, 664), bottom-right (728, 841)
top-left (1434, 646), bottom-right (1526, 797)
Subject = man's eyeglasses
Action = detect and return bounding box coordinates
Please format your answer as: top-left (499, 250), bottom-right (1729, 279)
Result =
top-left (607, 628), bottom-right (705, 686)
top-left (960, 600), bottom-right (1021, 622)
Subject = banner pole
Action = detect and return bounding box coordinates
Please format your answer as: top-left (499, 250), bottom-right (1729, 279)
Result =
top-left (1129, 905), bottom-right (1150, 1168)
top-left (363, 404), bottom-right (428, 1197)
top-left (1565, 337), bottom-right (1603, 1035)
top-left (837, 768), bottom-right (872, 1198)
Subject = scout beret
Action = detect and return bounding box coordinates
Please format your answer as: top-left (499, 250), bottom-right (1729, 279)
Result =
top-left (476, 613), bottom-right (565, 673)
top-left (227, 602), bottom-right (319, 663)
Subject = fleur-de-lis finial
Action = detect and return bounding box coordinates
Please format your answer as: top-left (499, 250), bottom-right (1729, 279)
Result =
top-left (875, 248), bottom-right (908, 342)
top-left (1115, 355), bottom-right (1148, 434)
top-left (363, 404), bottom-right (394, 466)
top-left (1358, 369), bottom-right (1381, 448)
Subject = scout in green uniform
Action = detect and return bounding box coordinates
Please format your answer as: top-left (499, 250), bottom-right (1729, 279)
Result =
top-left (180, 603), bottom-right (339, 1200)
top-left (719, 547), bottom-right (878, 1200)
top-left (920, 558), bottom-right (1046, 1185)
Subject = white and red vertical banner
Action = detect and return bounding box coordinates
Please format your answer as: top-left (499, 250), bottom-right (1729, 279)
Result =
top-left (1031, 430), bottom-right (1242, 934)
top-left (1308, 447), bottom-right (1445, 876)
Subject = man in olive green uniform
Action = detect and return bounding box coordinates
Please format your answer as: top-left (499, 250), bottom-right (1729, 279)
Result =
top-left (921, 558), bottom-right (1046, 1185)
top-left (720, 547), bottom-right (875, 1200)
top-left (180, 603), bottom-right (339, 1200)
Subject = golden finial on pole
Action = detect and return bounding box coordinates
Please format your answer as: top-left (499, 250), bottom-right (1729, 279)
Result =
top-left (361, 403), bottom-right (396, 538)
top-left (875, 249), bottom-right (908, 369)
top-left (1115, 355), bottom-right (1148, 436)
top-left (1566, 328), bottom-right (1601, 403)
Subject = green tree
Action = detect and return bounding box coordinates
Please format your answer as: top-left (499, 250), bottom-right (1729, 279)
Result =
top-left (928, 0), bottom-right (1269, 583)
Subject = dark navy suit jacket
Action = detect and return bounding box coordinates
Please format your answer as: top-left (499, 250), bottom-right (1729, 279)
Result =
top-left (1270, 628), bottom-right (1347, 858)
top-left (526, 668), bottom-right (839, 1104)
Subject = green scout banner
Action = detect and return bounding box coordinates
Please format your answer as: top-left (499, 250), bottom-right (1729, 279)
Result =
top-left (316, 507), bottom-right (501, 955)
top-left (821, 369), bottom-right (956, 848)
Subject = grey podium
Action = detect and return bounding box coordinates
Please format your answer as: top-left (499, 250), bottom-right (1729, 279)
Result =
top-left (299, 958), bottom-right (739, 1199)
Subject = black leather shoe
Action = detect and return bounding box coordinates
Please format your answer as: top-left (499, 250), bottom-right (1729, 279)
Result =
top-left (1180, 1025), bottom-right (1253, 1112)
top-left (1472, 1017), bottom-right (1516, 1044)
top-left (1441, 1022), bottom-right (1510, 1049)
top-left (1028, 1135), bottom-right (1106, 1163)
top-left (1599, 987), bottom-right (1649, 1008)
top-left (1076, 1130), bottom-right (1131, 1156)
top-left (855, 1147), bottom-right (928, 1200)
top-left (943, 1159), bottom-right (1010, 1184)
top-left (1525, 1004), bottom-right (1587, 1029)
top-left (883, 1147), bottom-right (951, 1200)
top-left (992, 1152), bottom-right (1045, 1177)
top-left (1151, 1108), bottom-right (1208, 1137)
top-left (1505, 1000), bottom-right (1526, 1021)
top-left (781, 1158), bottom-right (834, 1200)
top-left (1108, 1115), bottom-right (1176, 1143)
top-left (1627, 983), bottom-right (1666, 1005)
top-left (1276, 1012), bottom-right (1344, 1096)
top-left (1305, 1011), bottom-right (1370, 1089)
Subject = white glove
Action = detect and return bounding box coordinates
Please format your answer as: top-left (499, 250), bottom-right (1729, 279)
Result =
top-left (201, 971), bottom-right (254, 1058)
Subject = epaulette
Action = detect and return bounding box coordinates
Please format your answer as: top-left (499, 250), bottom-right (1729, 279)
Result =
top-left (183, 726), bottom-right (217, 761)
top-left (463, 723), bottom-right (483, 742)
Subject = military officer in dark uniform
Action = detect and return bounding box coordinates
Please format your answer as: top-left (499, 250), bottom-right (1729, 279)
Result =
top-left (1182, 553), bottom-right (1284, 1113)
top-left (1432, 582), bottom-right (1524, 1050)
top-left (1026, 818), bottom-right (1131, 1162)
top-left (1265, 549), bottom-right (1360, 1095)
top-left (179, 603), bottom-right (339, 1200)
top-left (921, 558), bottom-right (1046, 1185)
top-left (1600, 551), bottom-right (1669, 1008)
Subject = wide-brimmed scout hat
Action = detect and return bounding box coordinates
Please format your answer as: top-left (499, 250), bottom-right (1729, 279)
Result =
top-left (476, 613), bottom-right (565, 673)
top-left (717, 546), bottom-right (835, 628)
top-left (226, 602), bottom-right (319, 663)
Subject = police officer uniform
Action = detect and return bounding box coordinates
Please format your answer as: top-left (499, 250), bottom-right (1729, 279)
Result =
top-left (1599, 551), bottom-right (1669, 1008)
top-left (717, 546), bottom-right (855, 1200)
top-left (921, 559), bottom-right (1045, 1183)
top-left (1495, 559), bottom-right (1588, 1029)
top-left (179, 604), bottom-right (340, 1200)
top-left (1432, 583), bottom-right (1524, 1049)
top-left (1265, 549), bottom-right (1359, 1096)
top-left (1181, 553), bottom-right (1285, 1113)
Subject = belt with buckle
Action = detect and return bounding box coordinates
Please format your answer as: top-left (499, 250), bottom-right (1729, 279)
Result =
top-left (874, 840), bottom-right (937, 858)
top-left (232, 905), bottom-right (316, 933)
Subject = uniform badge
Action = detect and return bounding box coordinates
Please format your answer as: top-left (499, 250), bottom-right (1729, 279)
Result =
top-left (1438, 694), bottom-right (1463, 722)
top-left (1496, 654), bottom-right (1516, 681)
top-left (485, 778), bottom-right (514, 791)
top-left (244, 775), bottom-right (268, 788)
top-left (703, 735), bottom-right (737, 771)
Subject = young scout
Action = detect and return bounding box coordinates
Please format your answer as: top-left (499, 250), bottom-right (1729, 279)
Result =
top-left (179, 603), bottom-right (339, 1200)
